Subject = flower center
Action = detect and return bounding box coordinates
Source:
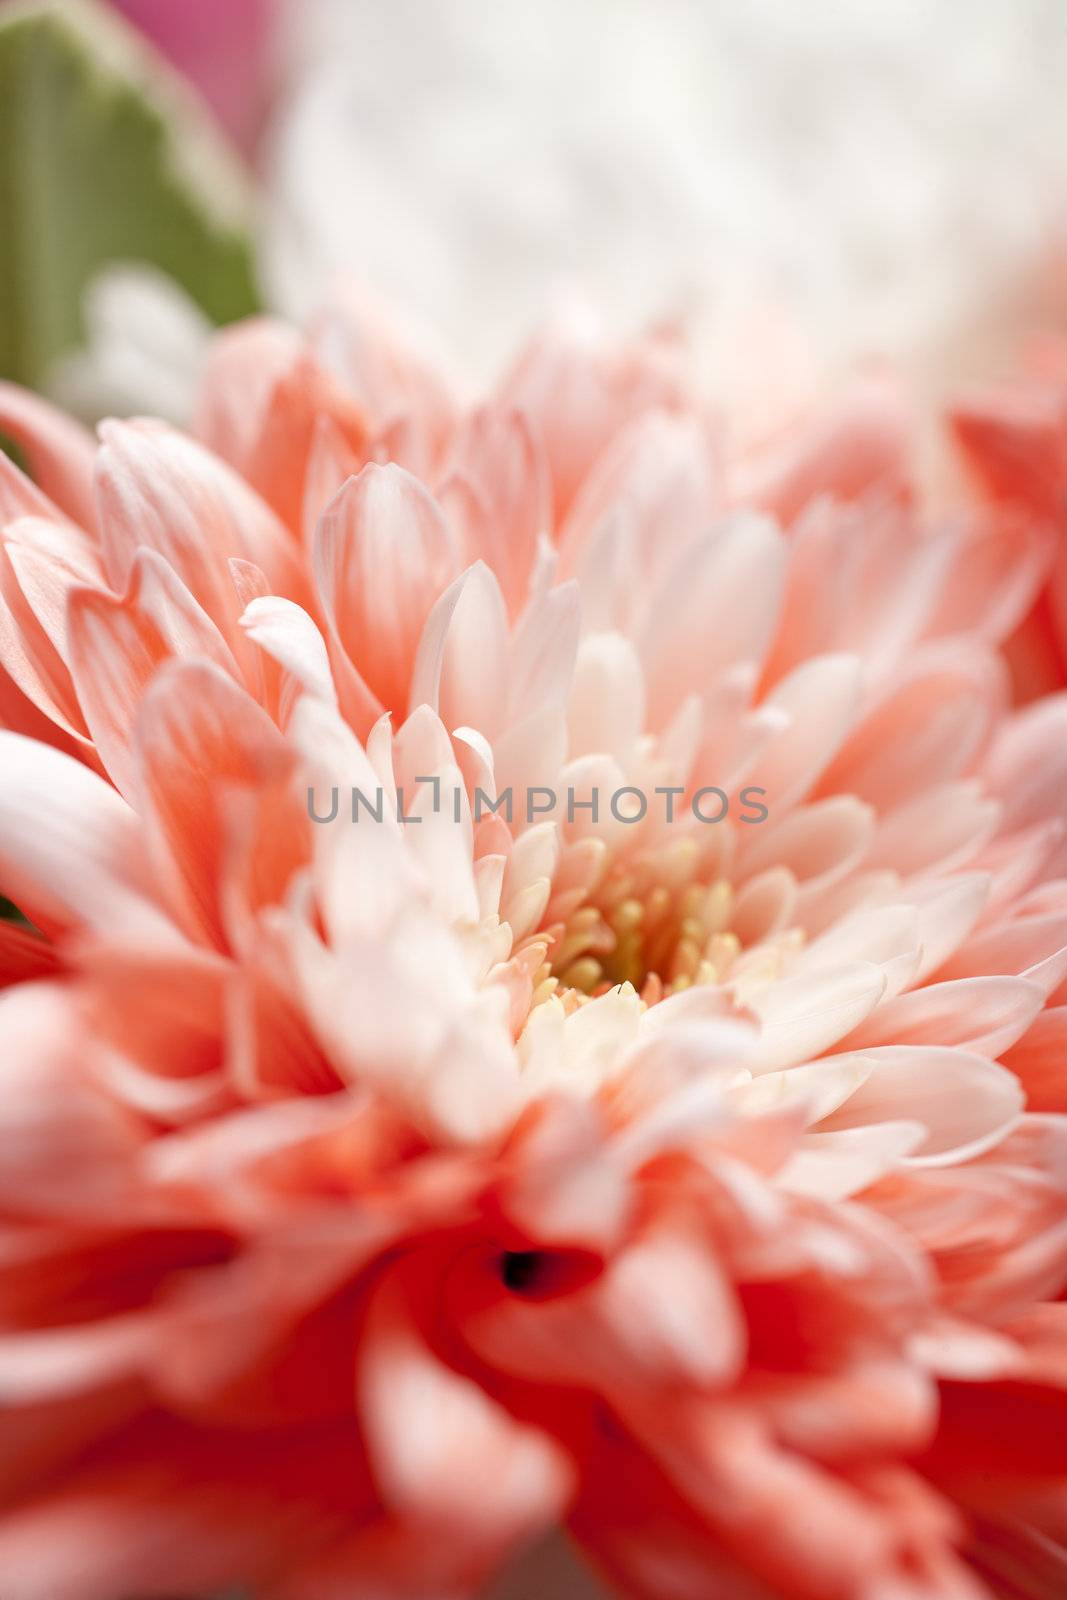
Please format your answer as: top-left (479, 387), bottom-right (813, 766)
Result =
top-left (543, 845), bottom-right (742, 1007)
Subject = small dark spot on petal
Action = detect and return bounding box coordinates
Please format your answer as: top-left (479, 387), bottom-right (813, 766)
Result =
top-left (498, 1247), bottom-right (602, 1300)
top-left (500, 1249), bottom-right (544, 1293)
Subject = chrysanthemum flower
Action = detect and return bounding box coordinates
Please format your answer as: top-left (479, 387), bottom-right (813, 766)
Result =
top-left (0, 295), bottom-right (1066, 1599)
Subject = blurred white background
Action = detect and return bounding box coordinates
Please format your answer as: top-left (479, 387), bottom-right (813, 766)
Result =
top-left (49, 0), bottom-right (1067, 423)
top-left (265, 0), bottom-right (1067, 389)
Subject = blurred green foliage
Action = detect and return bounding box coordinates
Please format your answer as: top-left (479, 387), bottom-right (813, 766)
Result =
top-left (0, 0), bottom-right (261, 389)
top-left (0, 430), bottom-right (29, 473)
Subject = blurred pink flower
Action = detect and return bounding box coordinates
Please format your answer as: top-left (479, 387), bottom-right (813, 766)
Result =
top-left (951, 337), bottom-right (1067, 702)
top-left (0, 297), bottom-right (1065, 1597)
top-left (111, 0), bottom-right (277, 153)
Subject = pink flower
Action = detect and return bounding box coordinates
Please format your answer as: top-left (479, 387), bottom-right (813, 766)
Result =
top-left (110, 0), bottom-right (278, 154)
top-left (950, 336), bottom-right (1067, 701)
top-left (0, 295), bottom-right (1066, 1598)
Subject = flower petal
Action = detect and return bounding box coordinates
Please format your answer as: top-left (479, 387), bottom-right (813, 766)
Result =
top-left (68, 549), bottom-right (240, 797)
top-left (314, 463), bottom-right (458, 716)
top-left (0, 731), bottom-right (156, 935)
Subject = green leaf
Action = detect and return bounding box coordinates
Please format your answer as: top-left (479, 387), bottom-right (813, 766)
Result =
top-left (0, 429), bottom-right (30, 474)
top-left (0, 0), bottom-right (261, 389)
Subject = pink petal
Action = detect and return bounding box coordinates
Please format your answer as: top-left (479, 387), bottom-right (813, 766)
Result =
top-left (133, 658), bottom-right (289, 947)
top-left (313, 464), bottom-right (458, 716)
top-left (638, 514), bottom-right (785, 728)
top-left (95, 419), bottom-right (305, 646)
top-left (68, 548), bottom-right (240, 798)
top-left (752, 654), bottom-right (863, 814)
top-left (559, 409), bottom-right (717, 585)
top-left (843, 976), bottom-right (1044, 1058)
top-left (440, 404), bottom-right (549, 613)
top-left (0, 383), bottom-right (97, 531)
top-left (239, 595), bottom-right (338, 718)
top-left (358, 1280), bottom-right (570, 1575)
top-left (0, 732), bottom-right (156, 935)
top-left (746, 962), bottom-right (888, 1072)
top-left (410, 560), bottom-right (509, 734)
top-left (820, 1046), bottom-right (1023, 1162)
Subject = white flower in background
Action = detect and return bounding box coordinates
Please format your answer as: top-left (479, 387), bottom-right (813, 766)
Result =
top-left (41, 0), bottom-right (1067, 419)
top-left (47, 265), bottom-right (213, 424)
top-left (264, 0), bottom-right (1067, 388)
